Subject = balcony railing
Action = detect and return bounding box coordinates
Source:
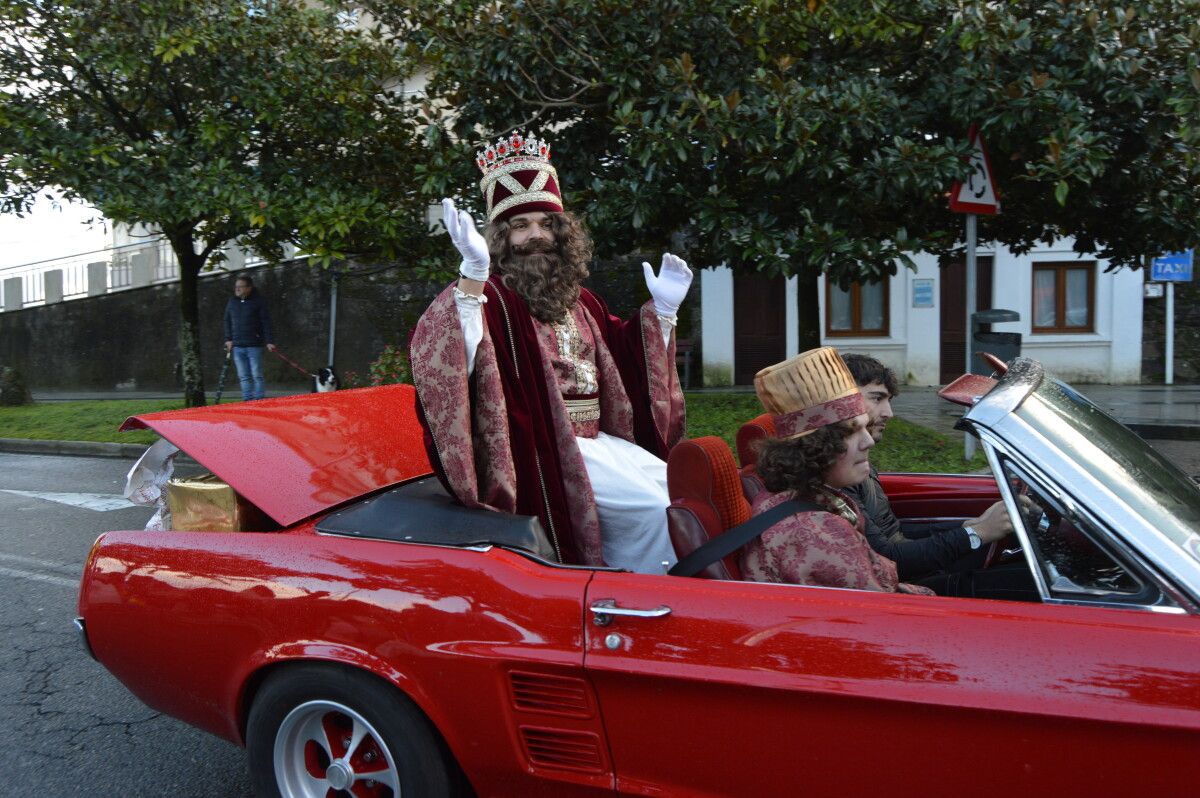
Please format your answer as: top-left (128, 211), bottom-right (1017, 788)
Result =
top-left (0, 238), bottom-right (280, 312)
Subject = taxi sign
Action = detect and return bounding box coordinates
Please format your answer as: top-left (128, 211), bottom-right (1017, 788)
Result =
top-left (1151, 251), bottom-right (1194, 282)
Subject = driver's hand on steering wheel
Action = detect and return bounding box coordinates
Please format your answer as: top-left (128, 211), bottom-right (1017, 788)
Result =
top-left (969, 500), bottom-right (1015, 543)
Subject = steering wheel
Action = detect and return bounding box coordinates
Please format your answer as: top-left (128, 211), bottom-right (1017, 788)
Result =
top-left (982, 481), bottom-right (1042, 569)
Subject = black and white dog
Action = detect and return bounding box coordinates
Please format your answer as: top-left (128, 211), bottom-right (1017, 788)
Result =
top-left (313, 367), bottom-right (340, 393)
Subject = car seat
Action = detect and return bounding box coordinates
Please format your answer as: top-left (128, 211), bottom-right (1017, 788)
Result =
top-left (666, 436), bottom-right (751, 580)
top-left (736, 413), bottom-right (776, 502)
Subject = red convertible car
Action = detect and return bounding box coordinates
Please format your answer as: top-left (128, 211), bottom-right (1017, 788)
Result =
top-left (76, 358), bottom-right (1200, 797)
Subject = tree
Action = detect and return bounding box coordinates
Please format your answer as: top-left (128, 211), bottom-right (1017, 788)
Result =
top-left (0, 0), bottom-right (435, 405)
top-left (371, 0), bottom-right (1200, 351)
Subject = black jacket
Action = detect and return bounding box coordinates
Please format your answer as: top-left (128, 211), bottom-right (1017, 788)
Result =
top-left (223, 291), bottom-right (274, 347)
top-left (842, 465), bottom-right (972, 580)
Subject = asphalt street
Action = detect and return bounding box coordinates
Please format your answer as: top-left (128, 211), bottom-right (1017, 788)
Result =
top-left (0, 452), bottom-right (253, 797)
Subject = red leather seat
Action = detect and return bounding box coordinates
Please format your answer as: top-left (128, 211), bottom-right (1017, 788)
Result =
top-left (666, 437), bottom-right (751, 580)
top-left (736, 413), bottom-right (776, 502)
top-left (736, 413), bottom-right (776, 467)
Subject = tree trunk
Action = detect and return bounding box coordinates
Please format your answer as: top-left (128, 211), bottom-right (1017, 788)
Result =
top-left (796, 263), bottom-right (821, 353)
top-left (172, 238), bottom-right (208, 407)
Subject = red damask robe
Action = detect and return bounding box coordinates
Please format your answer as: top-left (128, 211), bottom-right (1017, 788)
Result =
top-left (741, 487), bottom-right (935, 595)
top-left (410, 276), bottom-right (685, 566)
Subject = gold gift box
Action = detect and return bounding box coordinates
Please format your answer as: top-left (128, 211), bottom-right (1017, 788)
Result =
top-left (166, 473), bottom-right (271, 532)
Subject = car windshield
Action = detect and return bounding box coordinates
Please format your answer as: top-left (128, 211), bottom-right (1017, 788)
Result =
top-left (1015, 375), bottom-right (1200, 568)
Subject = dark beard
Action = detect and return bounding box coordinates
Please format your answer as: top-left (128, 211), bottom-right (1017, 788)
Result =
top-left (502, 248), bottom-right (582, 324)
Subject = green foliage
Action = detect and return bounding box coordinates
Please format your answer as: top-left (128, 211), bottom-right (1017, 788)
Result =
top-left (341, 343), bottom-right (414, 388)
top-left (367, 343), bottom-right (412, 385)
top-left (371, 0), bottom-right (1200, 287)
top-left (0, 366), bottom-right (32, 406)
top-left (0, 0), bottom-right (443, 405)
top-left (0, 0), bottom-right (434, 266)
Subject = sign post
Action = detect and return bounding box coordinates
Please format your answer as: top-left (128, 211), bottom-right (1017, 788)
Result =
top-left (949, 125), bottom-right (1001, 460)
top-left (1151, 251), bottom-right (1194, 385)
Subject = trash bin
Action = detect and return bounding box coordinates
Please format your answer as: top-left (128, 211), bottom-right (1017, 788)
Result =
top-left (971, 309), bottom-right (1021, 375)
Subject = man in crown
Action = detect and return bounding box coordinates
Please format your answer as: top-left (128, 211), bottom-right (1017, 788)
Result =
top-left (410, 131), bottom-right (691, 572)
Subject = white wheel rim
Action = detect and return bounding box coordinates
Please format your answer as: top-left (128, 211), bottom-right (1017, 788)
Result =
top-left (273, 699), bottom-right (400, 797)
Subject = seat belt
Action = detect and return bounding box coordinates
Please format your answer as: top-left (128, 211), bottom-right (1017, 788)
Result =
top-left (668, 499), bottom-right (821, 578)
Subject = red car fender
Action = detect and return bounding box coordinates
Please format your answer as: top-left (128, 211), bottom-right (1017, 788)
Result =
top-left (232, 641), bottom-right (450, 747)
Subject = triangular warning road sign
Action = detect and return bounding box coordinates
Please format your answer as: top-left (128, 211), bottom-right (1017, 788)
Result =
top-left (950, 125), bottom-right (1001, 215)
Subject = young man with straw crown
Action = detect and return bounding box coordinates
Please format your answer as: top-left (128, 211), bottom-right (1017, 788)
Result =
top-left (410, 131), bottom-right (691, 573)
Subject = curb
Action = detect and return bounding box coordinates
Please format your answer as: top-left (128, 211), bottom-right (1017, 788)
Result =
top-left (0, 438), bottom-right (149, 459)
top-left (0, 437), bottom-right (198, 465)
top-left (1126, 423), bottom-right (1200, 442)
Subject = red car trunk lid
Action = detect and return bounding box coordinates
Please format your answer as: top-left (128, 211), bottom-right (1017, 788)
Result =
top-left (121, 384), bottom-right (433, 526)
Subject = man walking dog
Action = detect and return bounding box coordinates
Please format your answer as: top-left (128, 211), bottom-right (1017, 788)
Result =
top-left (223, 273), bottom-right (276, 401)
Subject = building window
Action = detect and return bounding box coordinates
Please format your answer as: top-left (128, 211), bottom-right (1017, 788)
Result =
top-left (826, 279), bottom-right (889, 337)
top-left (1031, 262), bottom-right (1095, 333)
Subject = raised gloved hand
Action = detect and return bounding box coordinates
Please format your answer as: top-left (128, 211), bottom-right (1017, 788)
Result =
top-left (642, 253), bottom-right (693, 318)
top-left (442, 198), bottom-right (490, 281)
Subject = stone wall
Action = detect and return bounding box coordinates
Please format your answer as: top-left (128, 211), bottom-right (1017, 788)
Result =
top-left (1142, 279), bottom-right (1200, 383)
top-left (0, 255), bottom-right (702, 392)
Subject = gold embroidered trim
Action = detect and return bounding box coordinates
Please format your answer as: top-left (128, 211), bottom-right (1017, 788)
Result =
top-left (552, 313), bottom-right (599, 394)
top-left (489, 190), bottom-right (563, 221)
top-left (479, 157), bottom-right (558, 190)
top-left (563, 397), bottom-right (601, 423)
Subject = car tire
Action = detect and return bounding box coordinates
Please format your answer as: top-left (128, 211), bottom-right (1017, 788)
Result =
top-left (247, 663), bottom-right (455, 798)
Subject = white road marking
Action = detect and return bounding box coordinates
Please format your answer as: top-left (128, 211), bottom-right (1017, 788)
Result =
top-left (0, 564), bottom-right (78, 589)
top-left (0, 490), bottom-right (135, 512)
top-left (0, 551), bottom-right (81, 578)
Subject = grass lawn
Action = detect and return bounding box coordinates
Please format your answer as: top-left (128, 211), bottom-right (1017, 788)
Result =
top-left (0, 399), bottom-right (181, 446)
top-left (0, 392), bottom-right (988, 473)
top-left (683, 391), bottom-right (988, 473)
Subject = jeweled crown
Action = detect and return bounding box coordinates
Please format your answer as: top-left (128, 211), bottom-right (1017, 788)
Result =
top-left (476, 131), bottom-right (551, 174)
top-left (475, 130), bottom-right (563, 223)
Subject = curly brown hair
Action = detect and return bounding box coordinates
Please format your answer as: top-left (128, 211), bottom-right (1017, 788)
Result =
top-left (755, 421), bottom-right (854, 497)
top-left (485, 211), bottom-right (593, 323)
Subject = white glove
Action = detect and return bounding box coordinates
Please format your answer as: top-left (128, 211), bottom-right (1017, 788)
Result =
top-left (642, 252), bottom-right (693, 318)
top-left (442, 198), bottom-right (490, 281)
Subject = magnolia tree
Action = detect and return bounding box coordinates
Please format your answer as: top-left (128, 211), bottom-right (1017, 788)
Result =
top-left (0, 0), bottom-right (436, 405)
top-left (371, 0), bottom-right (1200, 349)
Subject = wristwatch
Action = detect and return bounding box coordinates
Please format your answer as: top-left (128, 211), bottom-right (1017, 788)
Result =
top-left (963, 522), bottom-right (983, 550)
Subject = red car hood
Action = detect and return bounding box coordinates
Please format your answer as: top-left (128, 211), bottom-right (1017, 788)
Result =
top-left (121, 384), bottom-right (433, 526)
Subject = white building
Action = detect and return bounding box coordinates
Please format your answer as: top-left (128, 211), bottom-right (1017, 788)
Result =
top-left (700, 239), bottom-right (1145, 386)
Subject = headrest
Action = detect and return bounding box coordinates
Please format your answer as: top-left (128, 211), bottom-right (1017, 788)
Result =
top-left (667, 436), bottom-right (751, 531)
top-left (735, 413), bottom-right (776, 468)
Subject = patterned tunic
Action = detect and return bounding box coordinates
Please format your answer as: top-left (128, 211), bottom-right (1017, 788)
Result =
top-left (740, 487), bottom-right (935, 595)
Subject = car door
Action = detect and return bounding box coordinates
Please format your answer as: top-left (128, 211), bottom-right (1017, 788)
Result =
top-left (583, 570), bottom-right (1200, 797)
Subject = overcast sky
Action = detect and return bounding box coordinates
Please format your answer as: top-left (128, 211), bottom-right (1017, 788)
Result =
top-left (0, 192), bottom-right (110, 270)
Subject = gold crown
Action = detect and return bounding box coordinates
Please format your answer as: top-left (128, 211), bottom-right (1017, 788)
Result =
top-left (754, 347), bottom-right (865, 438)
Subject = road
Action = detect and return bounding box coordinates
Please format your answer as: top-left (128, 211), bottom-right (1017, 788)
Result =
top-left (0, 452), bottom-right (253, 797)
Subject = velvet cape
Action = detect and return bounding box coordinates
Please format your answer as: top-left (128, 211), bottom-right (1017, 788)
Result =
top-left (410, 276), bottom-right (685, 565)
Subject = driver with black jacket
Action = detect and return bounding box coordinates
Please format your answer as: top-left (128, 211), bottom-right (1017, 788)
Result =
top-left (840, 354), bottom-right (1037, 601)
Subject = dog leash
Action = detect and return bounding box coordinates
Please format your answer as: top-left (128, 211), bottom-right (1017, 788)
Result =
top-left (271, 348), bottom-right (315, 378)
top-left (213, 351), bottom-right (233, 404)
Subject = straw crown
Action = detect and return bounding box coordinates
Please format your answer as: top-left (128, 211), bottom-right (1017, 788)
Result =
top-left (754, 347), bottom-right (866, 439)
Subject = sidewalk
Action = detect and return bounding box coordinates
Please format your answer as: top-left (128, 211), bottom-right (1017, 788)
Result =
top-left (890, 383), bottom-right (1200, 439)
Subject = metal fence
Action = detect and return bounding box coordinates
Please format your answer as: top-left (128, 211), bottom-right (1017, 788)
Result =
top-left (0, 237), bottom-right (275, 312)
